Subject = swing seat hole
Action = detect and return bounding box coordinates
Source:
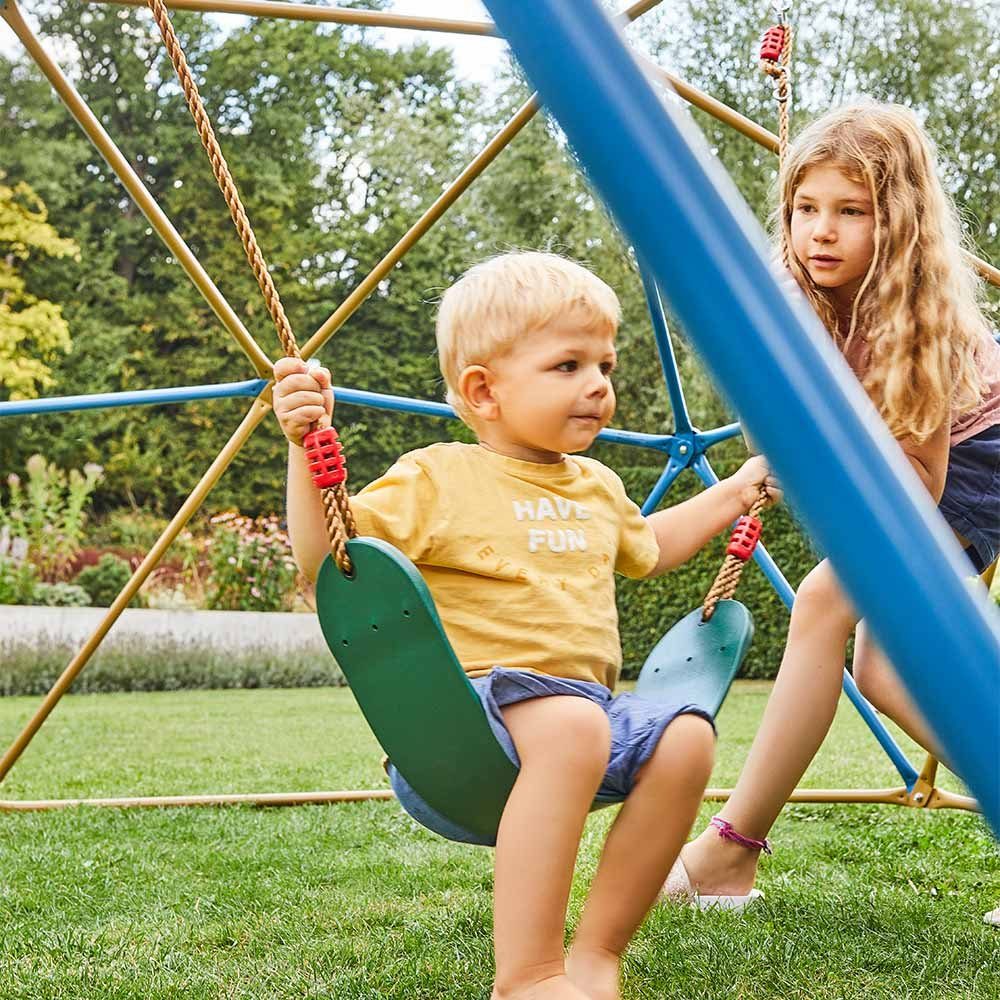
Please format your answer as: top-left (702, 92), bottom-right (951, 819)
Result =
top-left (371, 624), bottom-right (379, 631)
top-left (402, 609), bottom-right (411, 618)
top-left (686, 656), bottom-right (693, 662)
top-left (341, 639), bottom-right (349, 647)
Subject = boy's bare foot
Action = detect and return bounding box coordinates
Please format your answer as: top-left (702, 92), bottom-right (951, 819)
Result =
top-left (674, 827), bottom-right (760, 898)
top-left (566, 944), bottom-right (620, 1000)
top-left (491, 973), bottom-right (593, 999)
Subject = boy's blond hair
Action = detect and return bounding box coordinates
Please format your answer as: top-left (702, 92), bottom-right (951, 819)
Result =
top-left (436, 251), bottom-right (621, 424)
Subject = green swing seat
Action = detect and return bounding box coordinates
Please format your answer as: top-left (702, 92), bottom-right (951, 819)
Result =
top-left (316, 537), bottom-right (753, 843)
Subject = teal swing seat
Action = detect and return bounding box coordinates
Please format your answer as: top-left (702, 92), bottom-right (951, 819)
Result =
top-left (316, 536), bottom-right (753, 844)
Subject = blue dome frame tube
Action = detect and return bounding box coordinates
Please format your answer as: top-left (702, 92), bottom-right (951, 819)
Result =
top-left (639, 264), bottom-right (693, 435)
top-left (0, 380), bottom-right (270, 417)
top-left (482, 0), bottom-right (999, 830)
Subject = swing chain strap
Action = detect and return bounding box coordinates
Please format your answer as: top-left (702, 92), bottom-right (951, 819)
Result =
top-left (145, 0), bottom-right (356, 574)
top-left (701, 484), bottom-right (770, 622)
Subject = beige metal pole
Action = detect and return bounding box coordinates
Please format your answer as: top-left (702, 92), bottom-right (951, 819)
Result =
top-left (91, 0), bottom-right (500, 36)
top-left (705, 785), bottom-right (979, 811)
top-left (0, 394), bottom-right (273, 785)
top-left (1, 0), bottom-right (273, 376)
top-left (91, 0), bottom-right (667, 36)
top-left (1, 789), bottom-right (394, 812)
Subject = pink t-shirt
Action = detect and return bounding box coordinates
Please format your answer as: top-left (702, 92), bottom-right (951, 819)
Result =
top-left (842, 332), bottom-right (1000, 446)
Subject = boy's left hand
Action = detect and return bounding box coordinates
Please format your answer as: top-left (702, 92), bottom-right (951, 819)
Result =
top-left (729, 455), bottom-right (782, 512)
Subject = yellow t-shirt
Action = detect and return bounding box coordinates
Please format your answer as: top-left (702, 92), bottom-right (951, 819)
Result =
top-left (350, 442), bottom-right (659, 689)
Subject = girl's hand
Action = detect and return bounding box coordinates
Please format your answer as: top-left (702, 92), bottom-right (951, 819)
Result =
top-left (729, 455), bottom-right (782, 511)
top-left (272, 357), bottom-right (334, 446)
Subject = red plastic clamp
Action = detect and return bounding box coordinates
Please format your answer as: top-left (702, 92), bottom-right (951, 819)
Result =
top-left (727, 515), bottom-right (763, 561)
top-left (303, 426), bottom-right (347, 489)
top-left (760, 25), bottom-right (786, 62)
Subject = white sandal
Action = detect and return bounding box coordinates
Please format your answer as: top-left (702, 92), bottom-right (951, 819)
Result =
top-left (661, 855), bottom-right (764, 913)
top-left (661, 816), bottom-right (771, 913)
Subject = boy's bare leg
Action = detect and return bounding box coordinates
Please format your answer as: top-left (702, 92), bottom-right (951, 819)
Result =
top-left (567, 714), bottom-right (715, 1000)
top-left (492, 696), bottom-right (611, 1000)
top-left (852, 622), bottom-right (942, 757)
top-left (677, 560), bottom-right (858, 896)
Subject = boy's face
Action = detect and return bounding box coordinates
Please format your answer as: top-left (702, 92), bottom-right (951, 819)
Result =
top-left (468, 310), bottom-right (617, 464)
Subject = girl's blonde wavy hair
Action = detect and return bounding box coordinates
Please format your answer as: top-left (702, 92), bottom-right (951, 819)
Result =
top-left (777, 102), bottom-right (992, 442)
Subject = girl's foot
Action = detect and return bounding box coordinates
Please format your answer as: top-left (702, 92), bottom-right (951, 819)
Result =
top-left (567, 944), bottom-right (620, 1000)
top-left (491, 973), bottom-right (593, 999)
top-left (665, 817), bottom-right (769, 900)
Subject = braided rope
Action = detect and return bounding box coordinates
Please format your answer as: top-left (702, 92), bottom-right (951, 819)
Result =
top-left (700, 12), bottom-right (796, 622)
top-left (701, 485), bottom-right (770, 622)
top-left (761, 22), bottom-right (794, 269)
top-left (145, 0), bottom-right (355, 573)
top-left (701, 10), bottom-right (792, 622)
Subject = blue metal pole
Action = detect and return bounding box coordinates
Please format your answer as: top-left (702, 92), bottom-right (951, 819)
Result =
top-left (0, 379), bottom-right (269, 416)
top-left (335, 385), bottom-right (678, 453)
top-left (639, 454), bottom-right (688, 515)
top-left (637, 266), bottom-right (693, 434)
top-left (483, 0), bottom-right (999, 828)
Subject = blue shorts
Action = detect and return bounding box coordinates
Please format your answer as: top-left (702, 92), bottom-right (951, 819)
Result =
top-left (939, 423), bottom-right (1000, 574)
top-left (388, 666), bottom-right (714, 846)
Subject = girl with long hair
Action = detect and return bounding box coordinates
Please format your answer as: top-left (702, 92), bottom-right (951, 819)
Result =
top-left (665, 102), bottom-right (1000, 922)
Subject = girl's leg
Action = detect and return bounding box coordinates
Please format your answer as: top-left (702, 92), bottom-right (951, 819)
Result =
top-left (492, 695), bottom-right (611, 1000)
top-left (567, 714), bottom-right (715, 1000)
top-left (852, 621), bottom-right (942, 757)
top-left (678, 560), bottom-right (859, 896)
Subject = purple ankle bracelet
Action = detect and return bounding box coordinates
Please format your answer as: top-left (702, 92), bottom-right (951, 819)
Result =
top-left (710, 816), bottom-right (773, 855)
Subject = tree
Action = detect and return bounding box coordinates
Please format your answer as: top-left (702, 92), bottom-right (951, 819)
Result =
top-left (0, 4), bottom-right (482, 512)
top-left (0, 174), bottom-right (79, 399)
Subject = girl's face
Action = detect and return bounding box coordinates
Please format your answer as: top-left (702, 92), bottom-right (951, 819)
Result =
top-left (790, 164), bottom-right (876, 311)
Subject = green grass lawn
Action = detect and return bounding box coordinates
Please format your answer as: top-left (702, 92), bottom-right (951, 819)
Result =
top-left (1, 682), bottom-right (997, 999)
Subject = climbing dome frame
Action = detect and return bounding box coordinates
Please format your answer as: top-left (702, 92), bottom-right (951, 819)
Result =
top-left (1, 0), bottom-right (998, 830)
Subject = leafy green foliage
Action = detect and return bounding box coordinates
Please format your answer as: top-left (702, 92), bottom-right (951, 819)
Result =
top-left (204, 512), bottom-right (298, 612)
top-left (0, 454), bottom-right (104, 581)
top-left (0, 173), bottom-right (79, 400)
top-left (29, 581), bottom-right (91, 606)
top-left (73, 553), bottom-right (133, 607)
top-left (0, 552), bottom-right (38, 605)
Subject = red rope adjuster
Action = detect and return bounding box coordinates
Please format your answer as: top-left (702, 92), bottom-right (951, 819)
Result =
top-left (726, 515), bottom-right (763, 561)
top-left (760, 25), bottom-right (786, 63)
top-left (304, 426), bottom-right (347, 488)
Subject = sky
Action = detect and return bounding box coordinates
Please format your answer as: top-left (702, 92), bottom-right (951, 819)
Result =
top-left (379, 0), bottom-right (508, 87)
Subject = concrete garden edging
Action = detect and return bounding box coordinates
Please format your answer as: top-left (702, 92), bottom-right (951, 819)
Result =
top-left (0, 604), bottom-right (329, 656)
